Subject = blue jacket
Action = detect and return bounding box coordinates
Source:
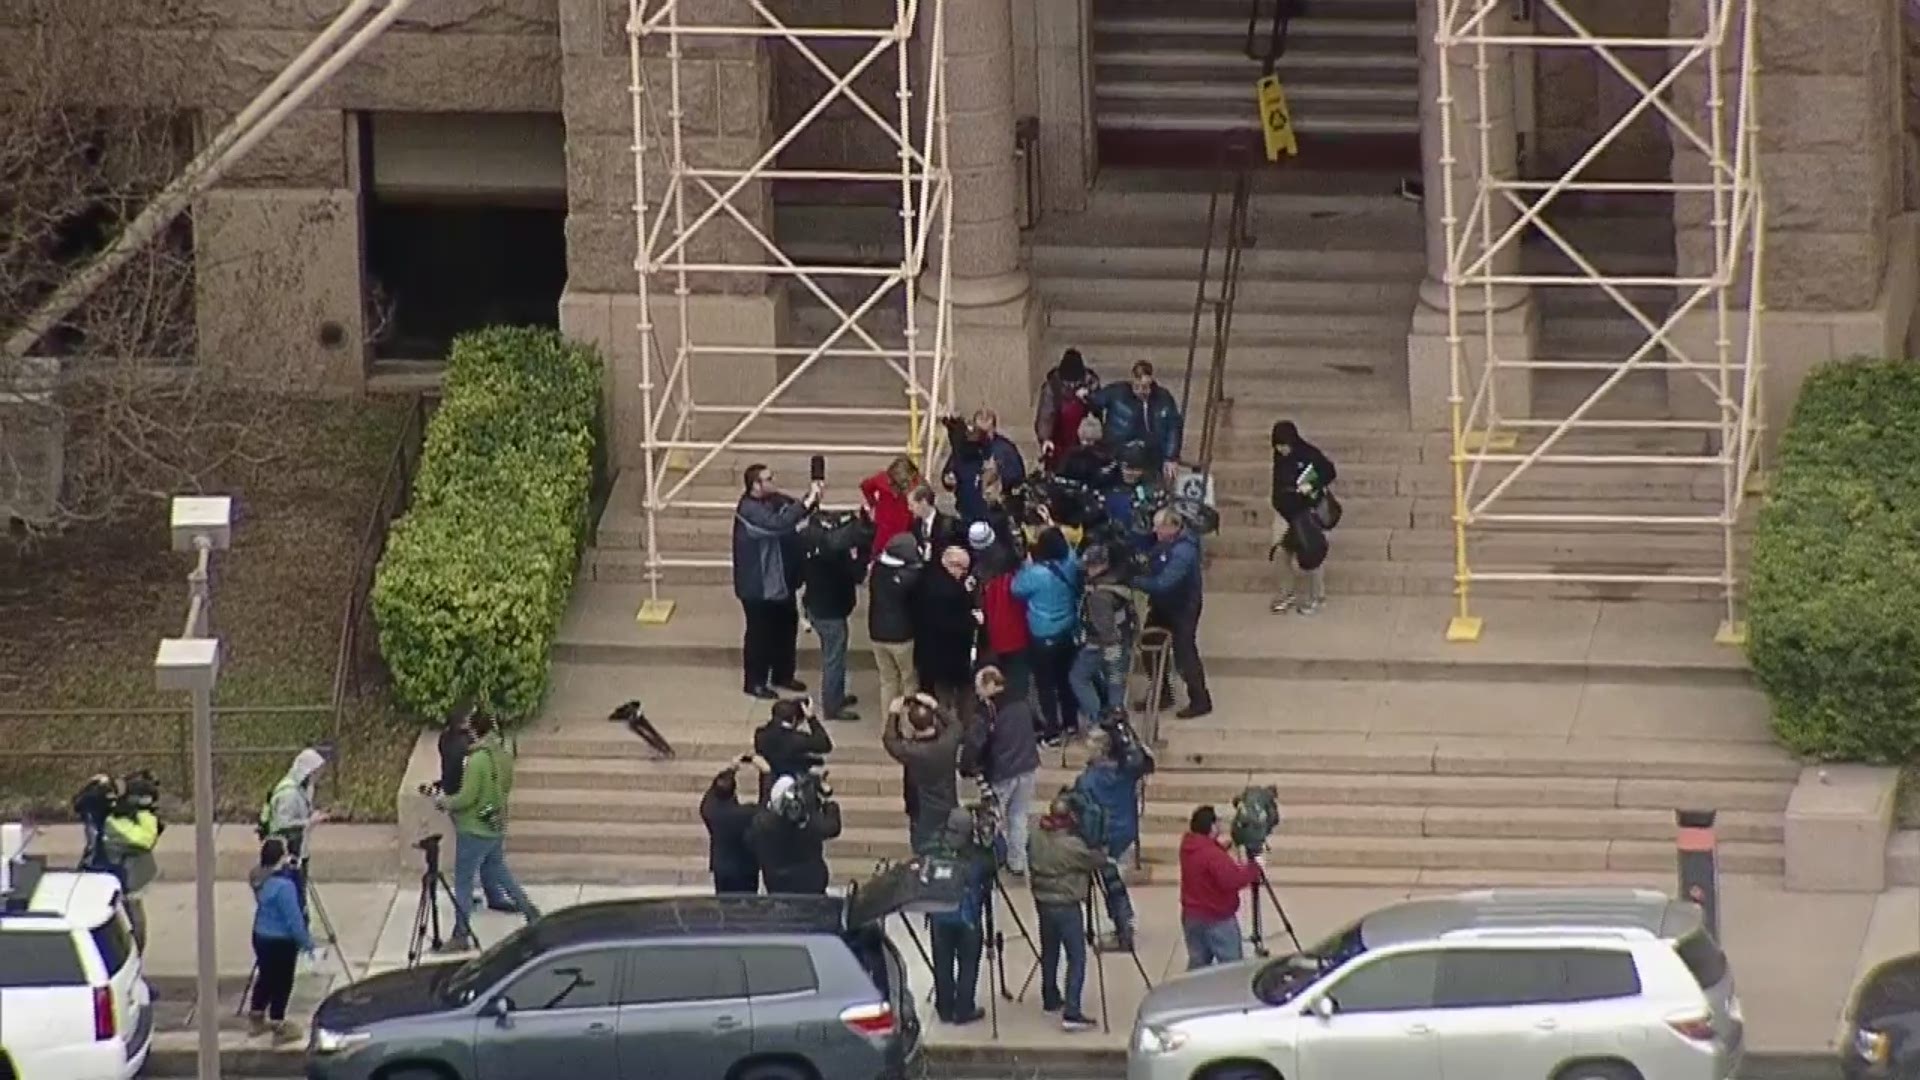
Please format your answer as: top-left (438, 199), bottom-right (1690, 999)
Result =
top-left (731, 493), bottom-right (810, 602)
top-left (1073, 759), bottom-right (1144, 856)
top-left (1136, 529), bottom-right (1203, 612)
top-left (252, 869), bottom-right (313, 950)
top-left (942, 435), bottom-right (1026, 523)
top-left (1011, 550), bottom-right (1082, 641)
top-left (1102, 482), bottom-right (1160, 551)
top-left (1090, 383), bottom-right (1183, 466)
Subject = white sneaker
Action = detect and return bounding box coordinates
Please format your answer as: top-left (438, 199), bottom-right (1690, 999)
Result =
top-left (1296, 599), bottom-right (1323, 616)
top-left (1270, 594), bottom-right (1295, 613)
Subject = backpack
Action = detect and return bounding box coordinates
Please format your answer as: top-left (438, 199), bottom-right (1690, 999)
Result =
top-left (1061, 786), bottom-right (1109, 851)
top-left (256, 776), bottom-right (299, 839)
top-left (1081, 582), bottom-right (1137, 643)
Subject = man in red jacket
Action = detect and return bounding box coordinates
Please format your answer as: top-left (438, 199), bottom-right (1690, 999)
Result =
top-left (1178, 805), bottom-right (1262, 970)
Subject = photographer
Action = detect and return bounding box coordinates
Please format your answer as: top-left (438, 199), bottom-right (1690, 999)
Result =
top-left (1035, 348), bottom-right (1101, 468)
top-left (1269, 419), bottom-right (1338, 616)
top-left (1178, 805), bottom-right (1262, 970)
top-left (435, 707), bottom-right (518, 913)
top-left (1071, 724), bottom-right (1147, 948)
top-left (1027, 793), bottom-right (1104, 1031)
top-left (961, 665), bottom-right (1039, 876)
top-left (882, 694), bottom-right (963, 855)
top-left (439, 713), bottom-right (539, 952)
top-left (754, 697), bottom-right (833, 802)
top-left (1136, 507), bottom-right (1213, 719)
top-left (1069, 545), bottom-right (1136, 721)
top-left (732, 462), bottom-right (823, 700)
top-left (914, 545), bottom-right (981, 713)
top-left (1101, 445), bottom-right (1163, 554)
top-left (78, 772), bottom-right (162, 948)
top-left (700, 758), bottom-right (762, 894)
top-left (800, 507), bottom-right (874, 721)
top-left (1012, 526), bottom-right (1084, 743)
top-left (941, 409), bottom-right (1027, 524)
top-left (751, 772), bottom-right (843, 895)
top-left (1088, 361), bottom-right (1183, 481)
top-left (926, 804), bottom-right (993, 1025)
top-left (1054, 414), bottom-right (1118, 496)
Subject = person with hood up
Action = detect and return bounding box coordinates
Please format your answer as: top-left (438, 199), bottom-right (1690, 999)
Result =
top-left (1135, 508), bottom-right (1212, 719)
top-left (732, 462), bottom-right (823, 700)
top-left (972, 523), bottom-right (1032, 699)
top-left (1068, 544), bottom-right (1137, 723)
top-left (1012, 527), bottom-right (1084, 743)
top-left (1026, 793), bottom-right (1105, 1031)
top-left (860, 455), bottom-right (921, 563)
top-left (750, 773), bottom-right (843, 894)
top-left (941, 409), bottom-right (1027, 524)
top-left (914, 545), bottom-right (982, 713)
top-left (1269, 419), bottom-right (1339, 615)
top-left (1179, 805), bottom-right (1263, 970)
top-left (925, 804), bottom-right (992, 1025)
top-left (247, 837), bottom-right (314, 1044)
top-left (439, 713), bottom-right (539, 951)
top-left (961, 665), bottom-right (1040, 876)
top-left (700, 757), bottom-right (762, 893)
top-left (869, 532), bottom-right (924, 716)
top-left (1035, 348), bottom-right (1101, 468)
top-left (882, 693), bottom-right (963, 854)
top-left (1088, 361), bottom-right (1184, 479)
top-left (259, 746), bottom-right (329, 860)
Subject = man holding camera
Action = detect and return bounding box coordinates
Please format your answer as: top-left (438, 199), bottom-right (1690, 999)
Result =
top-left (750, 772), bottom-right (843, 894)
top-left (754, 697), bottom-right (833, 802)
top-left (962, 665), bottom-right (1040, 876)
top-left (926, 805), bottom-right (994, 1025)
top-left (439, 714), bottom-right (539, 951)
top-left (1178, 805), bottom-right (1263, 970)
top-left (732, 462), bottom-right (823, 700)
top-left (1069, 544), bottom-right (1136, 722)
top-left (701, 757), bottom-right (762, 894)
top-left (882, 693), bottom-right (963, 855)
top-left (941, 409), bottom-right (1027, 525)
top-left (1027, 794), bottom-right (1104, 1031)
top-left (434, 707), bottom-right (519, 913)
top-left (1072, 724), bottom-right (1148, 948)
top-left (800, 508), bottom-right (872, 722)
top-left (1136, 507), bottom-right (1214, 719)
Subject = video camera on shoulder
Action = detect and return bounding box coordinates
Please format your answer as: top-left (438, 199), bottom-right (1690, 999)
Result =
top-left (782, 767), bottom-right (837, 826)
top-left (1099, 710), bottom-right (1156, 775)
top-left (1231, 785), bottom-right (1282, 855)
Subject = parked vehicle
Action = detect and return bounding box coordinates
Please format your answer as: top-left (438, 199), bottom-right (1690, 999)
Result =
top-left (1843, 951), bottom-right (1920, 1078)
top-left (306, 893), bottom-right (921, 1080)
top-left (1129, 887), bottom-right (1743, 1080)
top-left (0, 857), bottom-right (154, 1080)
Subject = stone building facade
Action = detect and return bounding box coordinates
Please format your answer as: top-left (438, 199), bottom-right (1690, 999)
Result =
top-left (7, 0), bottom-right (1917, 456)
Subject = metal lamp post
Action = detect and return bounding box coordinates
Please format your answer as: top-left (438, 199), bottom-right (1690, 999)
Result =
top-left (155, 494), bottom-right (232, 1080)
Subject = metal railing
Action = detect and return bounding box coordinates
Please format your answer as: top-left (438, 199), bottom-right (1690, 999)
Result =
top-left (0, 394), bottom-right (429, 805)
top-left (1179, 165), bottom-right (1254, 480)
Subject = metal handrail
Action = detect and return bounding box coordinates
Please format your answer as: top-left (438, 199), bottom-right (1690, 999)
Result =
top-left (1179, 163), bottom-right (1255, 483)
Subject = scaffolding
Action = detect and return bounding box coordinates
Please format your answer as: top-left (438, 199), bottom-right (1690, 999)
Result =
top-left (627, 0), bottom-right (952, 614)
top-left (1435, 0), bottom-right (1764, 642)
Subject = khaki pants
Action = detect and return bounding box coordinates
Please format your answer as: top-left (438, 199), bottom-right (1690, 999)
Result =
top-left (1271, 513), bottom-right (1326, 603)
top-left (872, 640), bottom-right (918, 713)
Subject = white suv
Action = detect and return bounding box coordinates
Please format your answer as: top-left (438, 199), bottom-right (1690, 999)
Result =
top-left (0, 860), bottom-right (154, 1080)
top-left (1130, 888), bottom-right (1743, 1080)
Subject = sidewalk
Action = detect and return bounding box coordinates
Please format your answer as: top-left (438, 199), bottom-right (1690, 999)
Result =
top-left (135, 871), bottom-right (1908, 1070)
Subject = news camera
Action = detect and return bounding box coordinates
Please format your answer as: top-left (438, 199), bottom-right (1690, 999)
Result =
top-left (1231, 785), bottom-right (1282, 855)
top-left (1099, 710), bottom-right (1156, 775)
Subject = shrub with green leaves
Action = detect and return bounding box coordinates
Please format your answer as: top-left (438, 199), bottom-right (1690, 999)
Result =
top-left (1748, 359), bottom-right (1920, 763)
top-left (372, 327), bottom-right (602, 723)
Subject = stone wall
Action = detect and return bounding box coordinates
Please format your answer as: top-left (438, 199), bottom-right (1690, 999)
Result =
top-left (766, 0), bottom-right (903, 183)
top-left (1531, 0), bottom-right (1672, 181)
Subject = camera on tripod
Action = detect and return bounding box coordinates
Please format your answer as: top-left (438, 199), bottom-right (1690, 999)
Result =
top-left (415, 833), bottom-right (443, 872)
top-left (1231, 785), bottom-right (1282, 854)
top-left (964, 782), bottom-right (1002, 852)
top-left (1099, 711), bottom-right (1155, 774)
top-left (781, 768), bottom-right (837, 827)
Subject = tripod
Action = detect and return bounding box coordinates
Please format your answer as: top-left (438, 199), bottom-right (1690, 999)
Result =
top-left (1244, 848), bottom-right (1305, 958)
top-left (407, 836), bottom-right (481, 967)
top-left (977, 870), bottom-right (1041, 1038)
top-left (236, 848), bottom-right (354, 1017)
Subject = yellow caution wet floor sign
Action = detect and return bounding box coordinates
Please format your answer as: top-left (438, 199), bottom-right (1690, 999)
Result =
top-left (1256, 74), bottom-right (1299, 160)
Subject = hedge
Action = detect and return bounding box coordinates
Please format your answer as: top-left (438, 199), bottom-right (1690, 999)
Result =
top-left (1748, 359), bottom-right (1920, 763)
top-left (372, 326), bottom-right (602, 723)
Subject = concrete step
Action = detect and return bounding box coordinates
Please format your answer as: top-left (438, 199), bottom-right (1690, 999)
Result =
top-left (1048, 303), bottom-right (1409, 343)
top-left (1043, 270), bottom-right (1421, 313)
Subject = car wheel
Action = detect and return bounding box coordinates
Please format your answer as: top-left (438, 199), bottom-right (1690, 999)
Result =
top-left (1556, 1063), bottom-right (1639, 1080)
top-left (376, 1067), bottom-right (453, 1080)
top-left (736, 1064), bottom-right (811, 1080)
top-left (1198, 1065), bottom-right (1280, 1080)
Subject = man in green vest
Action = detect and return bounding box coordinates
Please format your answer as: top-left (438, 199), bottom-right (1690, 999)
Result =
top-left (435, 713), bottom-right (538, 951)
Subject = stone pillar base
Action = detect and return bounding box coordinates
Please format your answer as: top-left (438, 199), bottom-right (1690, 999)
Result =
top-left (1406, 295), bottom-right (1541, 433)
top-left (561, 290), bottom-right (785, 472)
top-left (1663, 213), bottom-right (1920, 458)
top-left (930, 288), bottom-right (1045, 453)
top-left (1785, 765), bottom-right (1899, 893)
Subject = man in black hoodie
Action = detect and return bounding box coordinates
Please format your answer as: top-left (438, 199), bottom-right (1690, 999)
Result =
top-left (753, 698), bottom-right (833, 802)
top-left (700, 759), bottom-right (761, 893)
top-left (1269, 419), bottom-right (1338, 616)
top-left (751, 773), bottom-right (844, 894)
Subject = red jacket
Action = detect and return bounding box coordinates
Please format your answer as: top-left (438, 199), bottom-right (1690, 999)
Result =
top-left (978, 573), bottom-right (1031, 657)
top-left (861, 472), bottom-right (913, 562)
top-left (1179, 832), bottom-right (1261, 922)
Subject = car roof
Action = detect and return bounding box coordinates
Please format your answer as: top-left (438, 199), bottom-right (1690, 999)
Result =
top-left (1359, 888), bottom-right (1702, 950)
top-left (529, 894), bottom-right (847, 952)
top-left (1, 871), bottom-right (119, 928)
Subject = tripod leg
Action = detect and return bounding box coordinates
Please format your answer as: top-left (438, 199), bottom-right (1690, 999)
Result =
top-left (305, 886), bottom-right (355, 983)
top-left (1084, 884), bottom-right (1111, 1034)
top-left (1260, 868), bottom-right (1306, 955)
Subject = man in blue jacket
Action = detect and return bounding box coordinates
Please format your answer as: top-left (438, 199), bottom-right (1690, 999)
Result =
top-left (1135, 508), bottom-right (1212, 718)
top-left (1089, 361), bottom-right (1183, 480)
top-left (732, 463), bottom-right (823, 700)
top-left (941, 409), bottom-right (1026, 524)
top-left (926, 805), bottom-right (992, 1025)
top-left (1072, 727), bottom-right (1145, 949)
top-left (1012, 527), bottom-right (1083, 742)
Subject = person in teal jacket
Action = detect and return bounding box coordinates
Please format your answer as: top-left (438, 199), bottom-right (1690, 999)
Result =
top-left (248, 838), bottom-right (313, 1044)
top-left (1013, 527), bottom-right (1084, 741)
top-left (437, 713), bottom-right (539, 951)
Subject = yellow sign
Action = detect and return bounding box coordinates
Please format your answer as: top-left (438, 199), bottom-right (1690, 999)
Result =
top-left (1256, 75), bottom-right (1299, 161)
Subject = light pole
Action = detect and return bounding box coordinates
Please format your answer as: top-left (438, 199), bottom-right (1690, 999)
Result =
top-left (155, 494), bottom-right (231, 1080)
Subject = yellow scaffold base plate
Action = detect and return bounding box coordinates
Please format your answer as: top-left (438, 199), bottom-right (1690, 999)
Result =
top-left (1462, 430), bottom-right (1519, 453)
top-left (1714, 620), bottom-right (1748, 647)
top-left (1445, 615), bottom-right (1484, 643)
top-left (635, 599), bottom-right (677, 625)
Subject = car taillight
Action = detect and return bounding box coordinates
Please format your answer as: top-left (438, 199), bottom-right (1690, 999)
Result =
top-left (1667, 1012), bottom-right (1716, 1042)
top-left (840, 1002), bottom-right (894, 1040)
top-left (93, 986), bottom-right (116, 1041)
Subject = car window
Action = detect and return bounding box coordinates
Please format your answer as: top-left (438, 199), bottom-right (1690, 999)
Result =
top-left (621, 946), bottom-right (748, 1006)
top-left (501, 950), bottom-right (620, 1011)
top-left (1562, 950), bottom-right (1641, 1002)
top-left (90, 916), bottom-right (134, 976)
top-left (1673, 933), bottom-right (1728, 990)
top-left (0, 930), bottom-right (88, 987)
top-left (1325, 950), bottom-right (1439, 1013)
top-left (1437, 949), bottom-right (1565, 1008)
top-left (743, 946), bottom-right (818, 996)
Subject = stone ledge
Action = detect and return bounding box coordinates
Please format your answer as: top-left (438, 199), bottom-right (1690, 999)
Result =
top-left (1785, 764), bottom-right (1899, 893)
top-left (1888, 830), bottom-right (1920, 888)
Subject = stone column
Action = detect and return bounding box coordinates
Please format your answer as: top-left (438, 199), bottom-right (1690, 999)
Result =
top-left (1016, 0), bottom-right (1096, 217)
top-left (929, 0), bottom-right (1044, 439)
top-left (1406, 0), bottom-right (1539, 432)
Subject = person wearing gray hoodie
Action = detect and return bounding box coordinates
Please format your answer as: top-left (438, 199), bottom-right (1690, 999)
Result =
top-left (259, 746), bottom-right (329, 917)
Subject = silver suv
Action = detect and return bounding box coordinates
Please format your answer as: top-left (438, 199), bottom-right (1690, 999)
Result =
top-left (1130, 888), bottom-right (1743, 1080)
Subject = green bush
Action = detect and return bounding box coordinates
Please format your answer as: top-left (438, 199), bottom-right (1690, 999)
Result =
top-left (372, 327), bottom-right (602, 723)
top-left (1748, 359), bottom-right (1920, 763)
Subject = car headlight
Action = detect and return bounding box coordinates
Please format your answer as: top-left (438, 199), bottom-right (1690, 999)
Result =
top-left (1852, 1025), bottom-right (1891, 1065)
top-left (312, 1027), bottom-right (373, 1055)
top-left (1136, 1024), bottom-right (1189, 1055)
